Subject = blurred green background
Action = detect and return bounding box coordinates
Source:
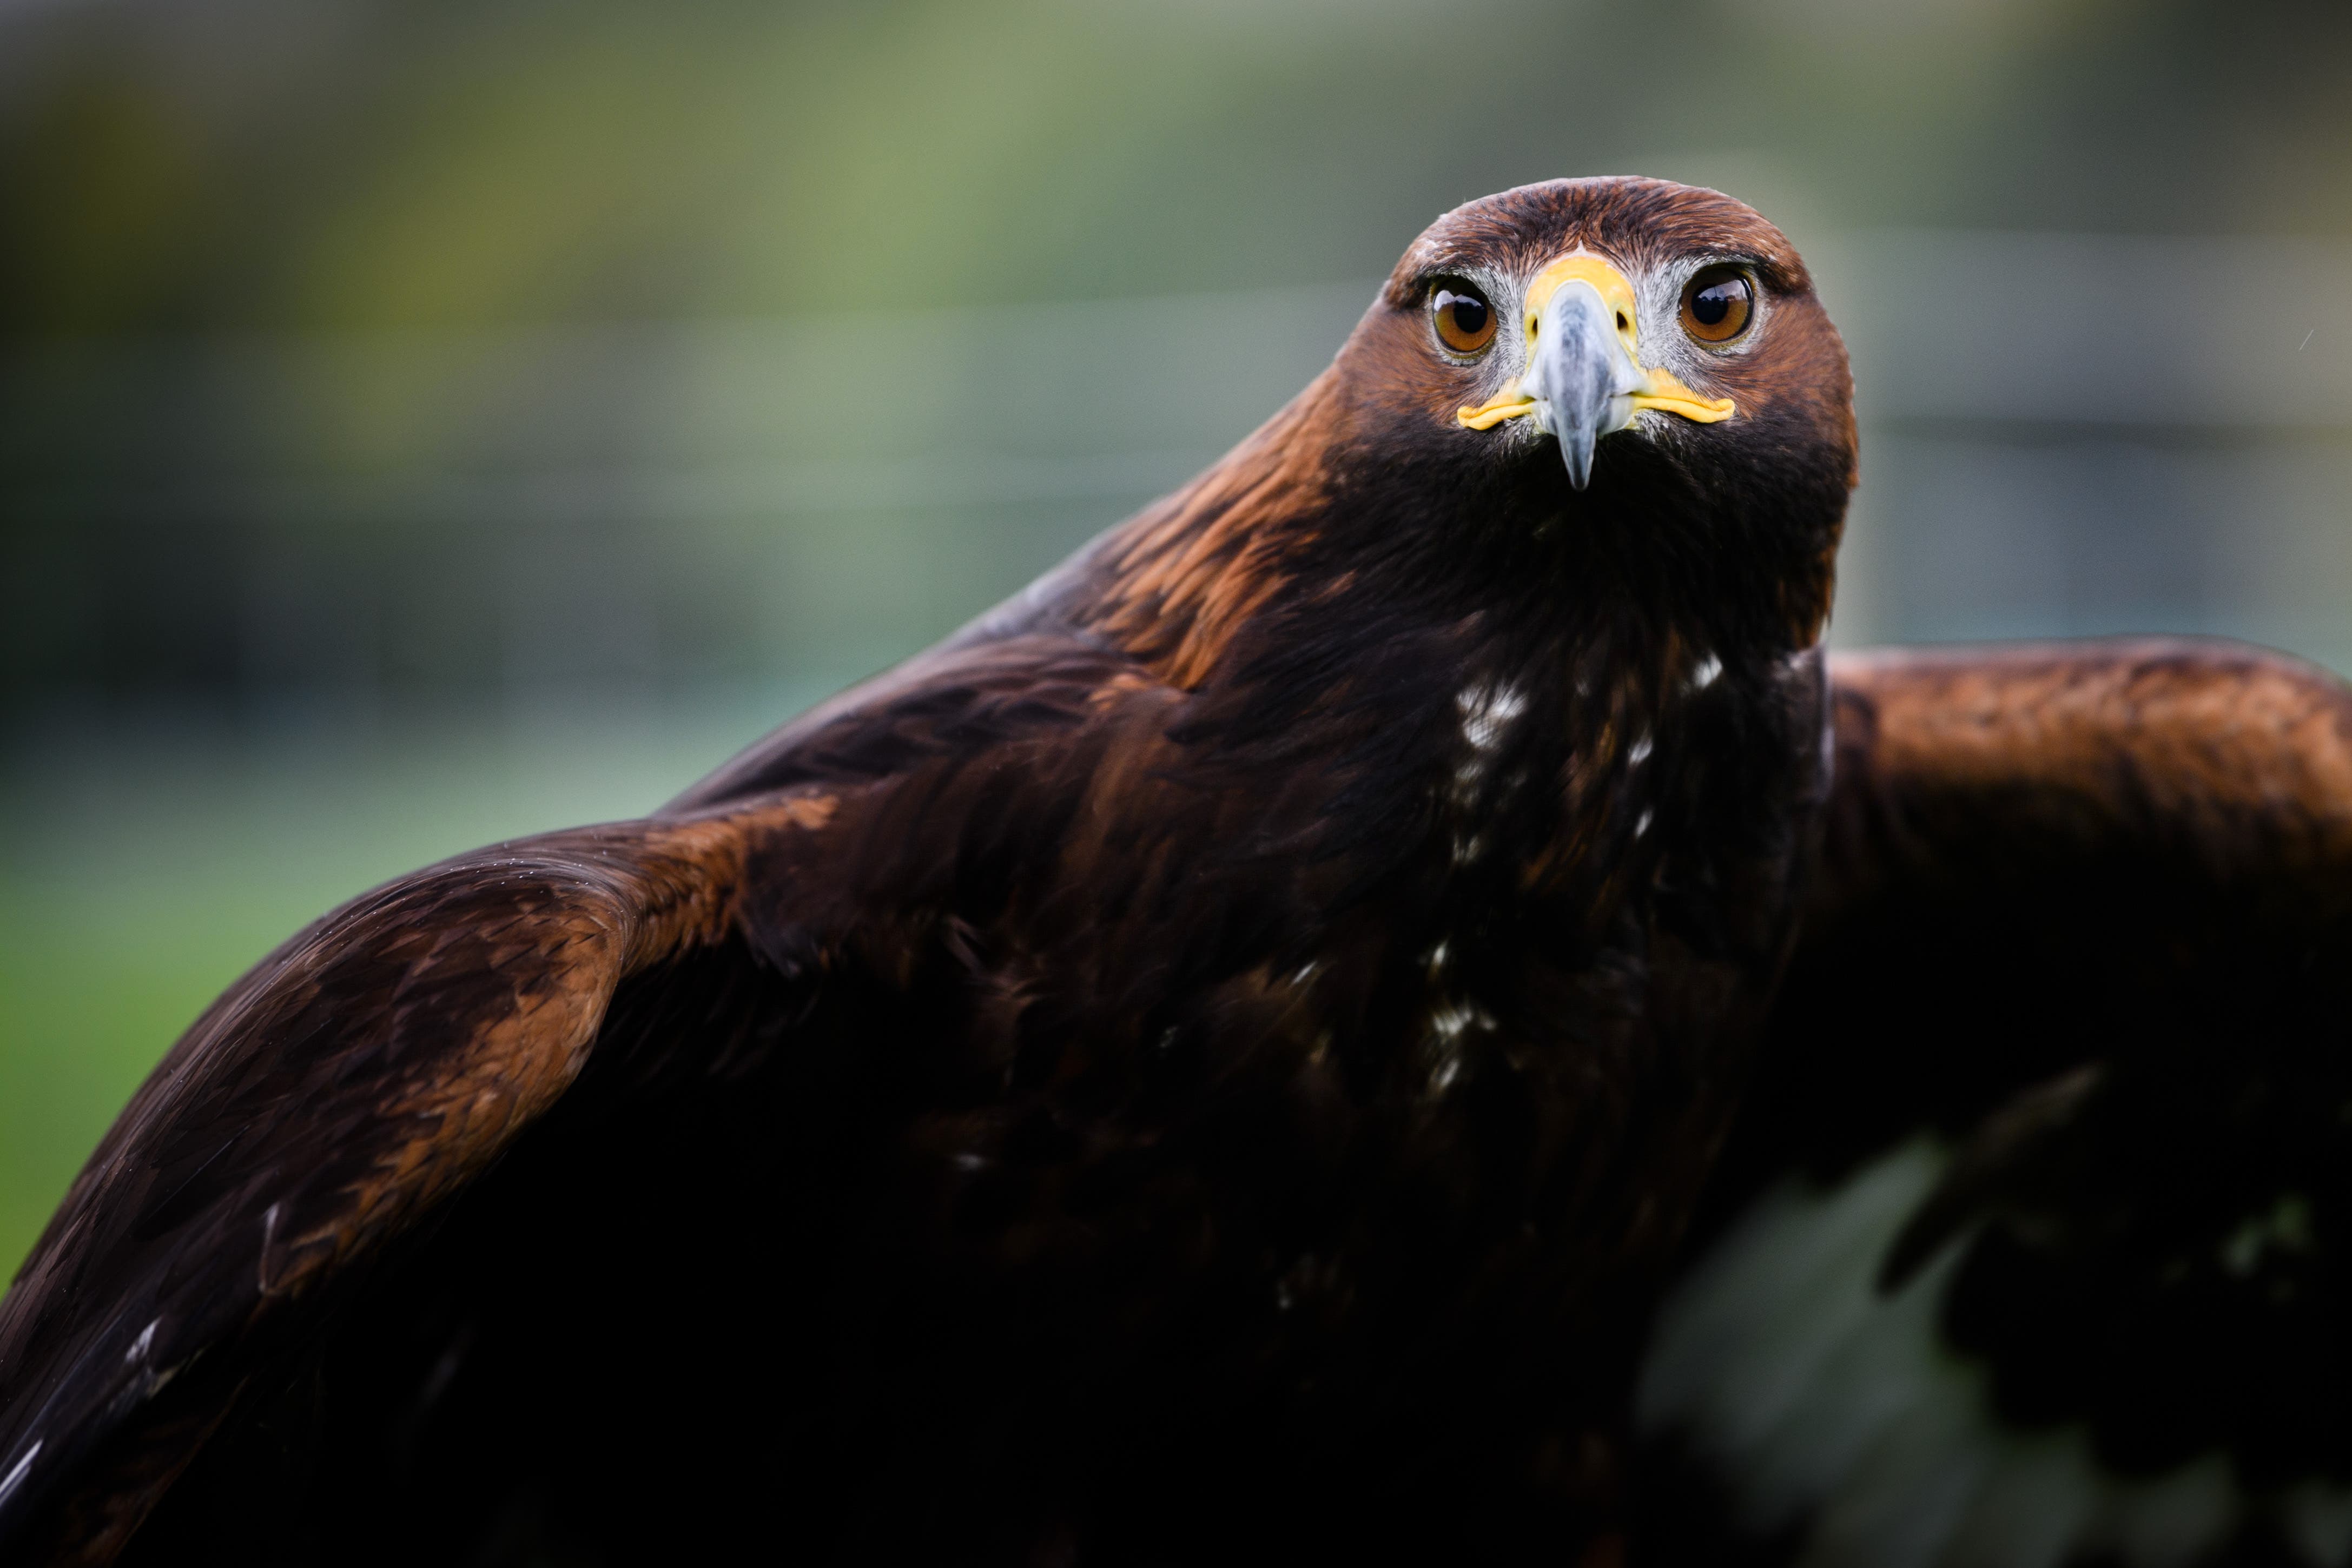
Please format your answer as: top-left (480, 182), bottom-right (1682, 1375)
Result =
top-left (4, 0), bottom-right (2351, 1279)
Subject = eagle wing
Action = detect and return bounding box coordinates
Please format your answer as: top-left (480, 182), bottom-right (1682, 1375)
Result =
top-left (0, 791), bottom-right (842, 1561)
top-left (1641, 638), bottom-right (2352, 1568)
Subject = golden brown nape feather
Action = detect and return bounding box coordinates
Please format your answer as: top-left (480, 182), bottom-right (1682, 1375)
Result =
top-left (1, 178), bottom-right (1866, 1567)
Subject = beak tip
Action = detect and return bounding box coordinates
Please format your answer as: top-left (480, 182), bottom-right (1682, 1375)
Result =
top-left (1562, 432), bottom-right (1596, 491)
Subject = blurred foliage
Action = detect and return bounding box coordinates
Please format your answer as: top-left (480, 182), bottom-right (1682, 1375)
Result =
top-left (4, 0), bottom-right (2352, 343)
top-left (3, 0), bottom-right (2351, 1280)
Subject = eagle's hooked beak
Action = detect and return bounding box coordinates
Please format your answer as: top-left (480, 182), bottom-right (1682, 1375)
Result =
top-left (1456, 254), bottom-right (1735, 490)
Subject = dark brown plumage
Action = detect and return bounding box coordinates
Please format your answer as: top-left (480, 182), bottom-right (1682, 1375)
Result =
top-left (0, 177), bottom-right (2344, 1567)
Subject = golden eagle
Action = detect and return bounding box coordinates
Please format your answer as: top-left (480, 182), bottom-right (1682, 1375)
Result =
top-left (1, 178), bottom-right (2344, 1567)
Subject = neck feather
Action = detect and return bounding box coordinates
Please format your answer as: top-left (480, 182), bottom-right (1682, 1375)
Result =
top-left (1070, 376), bottom-right (1337, 689)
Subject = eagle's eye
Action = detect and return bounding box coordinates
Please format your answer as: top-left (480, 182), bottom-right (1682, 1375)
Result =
top-left (1681, 267), bottom-right (1754, 345)
top-left (1431, 286), bottom-right (1497, 356)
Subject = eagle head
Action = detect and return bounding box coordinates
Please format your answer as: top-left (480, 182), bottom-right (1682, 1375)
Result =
top-left (1357, 177), bottom-right (1854, 490)
top-left (1315, 178), bottom-right (1859, 637)
top-left (1072, 177), bottom-right (1858, 683)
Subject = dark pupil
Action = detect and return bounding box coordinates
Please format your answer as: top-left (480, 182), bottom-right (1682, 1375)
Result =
top-left (1446, 295), bottom-right (1488, 335)
top-left (1692, 283), bottom-right (1735, 326)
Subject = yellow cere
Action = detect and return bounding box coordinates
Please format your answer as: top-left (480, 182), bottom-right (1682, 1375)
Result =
top-left (1456, 252), bottom-right (1737, 431)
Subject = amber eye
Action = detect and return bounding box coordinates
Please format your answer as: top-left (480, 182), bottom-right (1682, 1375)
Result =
top-left (1680, 266), bottom-right (1754, 345)
top-left (1431, 286), bottom-right (1497, 356)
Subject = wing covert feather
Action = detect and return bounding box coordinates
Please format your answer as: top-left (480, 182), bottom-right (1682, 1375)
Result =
top-left (1820, 637), bottom-right (2352, 903)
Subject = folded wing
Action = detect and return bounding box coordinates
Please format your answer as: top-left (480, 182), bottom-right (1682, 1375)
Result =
top-left (0, 793), bottom-right (838, 1562)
